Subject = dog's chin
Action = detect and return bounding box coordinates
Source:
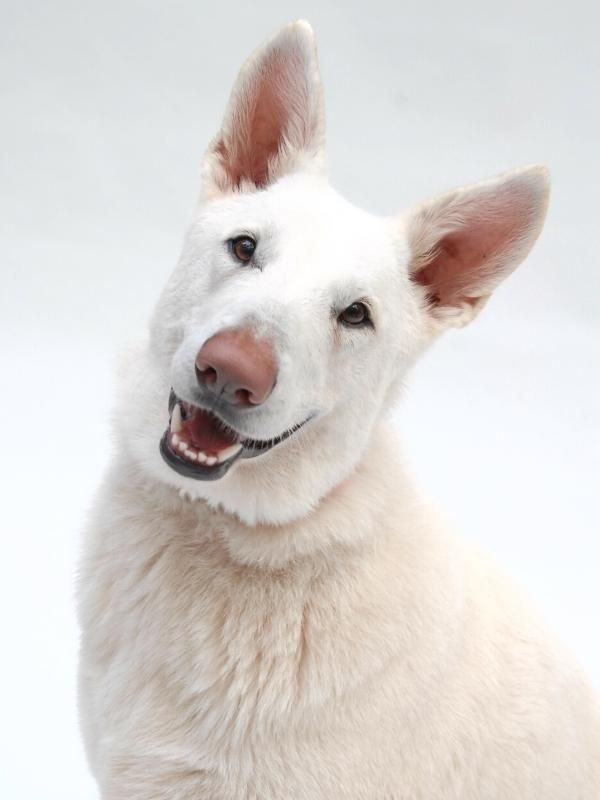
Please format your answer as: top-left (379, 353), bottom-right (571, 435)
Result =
top-left (159, 389), bottom-right (310, 482)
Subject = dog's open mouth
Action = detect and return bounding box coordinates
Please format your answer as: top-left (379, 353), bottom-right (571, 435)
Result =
top-left (160, 390), bottom-right (308, 481)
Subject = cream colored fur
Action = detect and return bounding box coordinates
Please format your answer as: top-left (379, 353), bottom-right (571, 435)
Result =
top-left (78, 20), bottom-right (600, 799)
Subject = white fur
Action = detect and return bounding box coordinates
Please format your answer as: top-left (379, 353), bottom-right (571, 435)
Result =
top-left (78, 20), bottom-right (600, 799)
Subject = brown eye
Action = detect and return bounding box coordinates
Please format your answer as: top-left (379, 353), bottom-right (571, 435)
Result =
top-left (339, 302), bottom-right (371, 327)
top-left (230, 235), bottom-right (256, 263)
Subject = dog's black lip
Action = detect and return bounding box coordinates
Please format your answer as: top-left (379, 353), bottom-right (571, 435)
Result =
top-left (161, 389), bottom-right (312, 481)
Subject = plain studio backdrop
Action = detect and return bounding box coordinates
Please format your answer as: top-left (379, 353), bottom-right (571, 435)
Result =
top-left (1, 1), bottom-right (599, 796)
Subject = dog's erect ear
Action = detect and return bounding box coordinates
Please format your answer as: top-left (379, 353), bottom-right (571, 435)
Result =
top-left (201, 20), bottom-right (326, 200)
top-left (406, 166), bottom-right (550, 327)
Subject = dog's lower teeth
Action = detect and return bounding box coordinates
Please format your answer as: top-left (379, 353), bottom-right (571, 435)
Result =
top-left (172, 440), bottom-right (236, 467)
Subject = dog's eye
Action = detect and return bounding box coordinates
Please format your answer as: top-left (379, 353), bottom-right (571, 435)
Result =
top-left (338, 302), bottom-right (372, 328)
top-left (230, 235), bottom-right (256, 263)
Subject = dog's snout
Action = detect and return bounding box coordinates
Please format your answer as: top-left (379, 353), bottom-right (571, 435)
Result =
top-left (195, 328), bottom-right (277, 407)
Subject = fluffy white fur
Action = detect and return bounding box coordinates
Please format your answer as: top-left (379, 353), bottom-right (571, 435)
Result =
top-left (78, 20), bottom-right (600, 799)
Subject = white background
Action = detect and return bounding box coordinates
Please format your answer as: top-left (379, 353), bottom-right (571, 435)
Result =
top-left (1, 1), bottom-right (598, 796)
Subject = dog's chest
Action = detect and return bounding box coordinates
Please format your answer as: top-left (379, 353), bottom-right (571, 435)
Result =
top-left (80, 495), bottom-right (465, 793)
top-left (85, 527), bottom-right (379, 757)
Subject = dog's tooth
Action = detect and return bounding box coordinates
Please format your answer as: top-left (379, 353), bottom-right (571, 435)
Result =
top-left (197, 452), bottom-right (207, 463)
top-left (170, 404), bottom-right (183, 434)
top-left (206, 456), bottom-right (217, 466)
top-left (187, 451), bottom-right (198, 461)
top-left (171, 433), bottom-right (180, 446)
top-left (217, 443), bottom-right (243, 463)
top-left (177, 441), bottom-right (187, 453)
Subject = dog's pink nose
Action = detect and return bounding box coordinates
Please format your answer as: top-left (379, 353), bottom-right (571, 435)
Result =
top-left (195, 328), bottom-right (277, 407)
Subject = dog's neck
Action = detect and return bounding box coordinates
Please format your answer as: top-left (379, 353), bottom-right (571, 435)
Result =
top-left (116, 423), bottom-right (418, 570)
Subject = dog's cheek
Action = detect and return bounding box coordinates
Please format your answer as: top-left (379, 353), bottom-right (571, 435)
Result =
top-left (114, 339), bottom-right (170, 465)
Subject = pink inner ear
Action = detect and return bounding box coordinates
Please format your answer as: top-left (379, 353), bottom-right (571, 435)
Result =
top-left (413, 193), bottom-right (530, 306)
top-left (217, 49), bottom-right (309, 189)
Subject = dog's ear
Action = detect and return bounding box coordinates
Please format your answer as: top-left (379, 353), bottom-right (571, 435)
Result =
top-left (201, 20), bottom-right (326, 200)
top-left (406, 166), bottom-right (550, 327)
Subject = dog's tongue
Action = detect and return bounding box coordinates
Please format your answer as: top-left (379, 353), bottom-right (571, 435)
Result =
top-left (184, 408), bottom-right (240, 453)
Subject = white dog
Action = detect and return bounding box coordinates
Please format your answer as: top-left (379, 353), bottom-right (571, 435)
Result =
top-left (78, 20), bottom-right (600, 799)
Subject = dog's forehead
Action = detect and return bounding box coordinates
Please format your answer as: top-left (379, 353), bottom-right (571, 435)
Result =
top-left (198, 174), bottom-right (395, 285)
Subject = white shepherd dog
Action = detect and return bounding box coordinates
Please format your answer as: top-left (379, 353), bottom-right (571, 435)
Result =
top-left (78, 20), bottom-right (600, 799)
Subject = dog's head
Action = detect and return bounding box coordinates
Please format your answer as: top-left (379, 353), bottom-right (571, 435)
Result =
top-left (119, 21), bottom-right (549, 526)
